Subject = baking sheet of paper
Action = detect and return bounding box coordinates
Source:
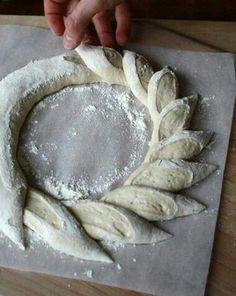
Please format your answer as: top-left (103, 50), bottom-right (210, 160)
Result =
top-left (0, 25), bottom-right (235, 296)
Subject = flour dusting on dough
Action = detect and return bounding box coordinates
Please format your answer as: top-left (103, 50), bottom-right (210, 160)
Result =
top-left (18, 83), bottom-right (151, 202)
top-left (43, 175), bottom-right (85, 202)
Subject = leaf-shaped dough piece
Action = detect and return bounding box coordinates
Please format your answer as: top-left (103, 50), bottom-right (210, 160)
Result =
top-left (122, 50), bottom-right (154, 105)
top-left (24, 188), bottom-right (112, 263)
top-left (151, 95), bottom-right (198, 142)
top-left (125, 160), bottom-right (217, 192)
top-left (69, 201), bottom-right (171, 244)
top-left (102, 185), bottom-right (178, 220)
top-left (101, 185), bottom-right (205, 221)
top-left (75, 44), bottom-right (126, 85)
top-left (148, 66), bottom-right (178, 118)
top-left (145, 130), bottom-right (213, 162)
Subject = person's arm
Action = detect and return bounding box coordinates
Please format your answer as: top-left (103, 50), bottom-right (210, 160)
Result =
top-left (44, 0), bottom-right (131, 49)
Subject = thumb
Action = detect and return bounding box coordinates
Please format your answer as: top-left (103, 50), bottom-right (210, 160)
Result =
top-left (63, 0), bottom-right (99, 49)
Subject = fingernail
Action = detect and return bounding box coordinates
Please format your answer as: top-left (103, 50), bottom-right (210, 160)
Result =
top-left (63, 35), bottom-right (76, 49)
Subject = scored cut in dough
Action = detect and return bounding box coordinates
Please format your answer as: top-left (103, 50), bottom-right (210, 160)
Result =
top-left (101, 185), bottom-right (205, 221)
top-left (122, 50), bottom-right (154, 105)
top-left (69, 201), bottom-right (171, 244)
top-left (75, 44), bottom-right (127, 85)
top-left (125, 160), bottom-right (217, 192)
top-left (25, 188), bottom-right (112, 262)
top-left (145, 130), bottom-right (213, 162)
top-left (150, 95), bottom-right (198, 144)
top-left (148, 66), bottom-right (178, 119)
top-left (159, 94), bottom-right (198, 139)
top-left (0, 55), bottom-right (99, 248)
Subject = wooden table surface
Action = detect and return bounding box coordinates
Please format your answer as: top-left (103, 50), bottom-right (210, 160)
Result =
top-left (0, 15), bottom-right (235, 296)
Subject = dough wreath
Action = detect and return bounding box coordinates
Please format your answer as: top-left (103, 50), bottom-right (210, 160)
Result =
top-left (0, 44), bottom-right (217, 262)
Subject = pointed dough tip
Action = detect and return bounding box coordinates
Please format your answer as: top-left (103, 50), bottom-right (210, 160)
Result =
top-left (2, 225), bottom-right (25, 250)
top-left (92, 246), bottom-right (113, 263)
top-left (175, 195), bottom-right (206, 217)
top-left (151, 228), bottom-right (172, 243)
top-left (102, 255), bottom-right (114, 264)
top-left (17, 241), bottom-right (26, 250)
top-left (200, 163), bottom-right (217, 179)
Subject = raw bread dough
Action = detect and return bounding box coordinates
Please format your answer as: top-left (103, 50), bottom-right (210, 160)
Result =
top-left (122, 50), bottom-right (154, 106)
top-left (69, 201), bottom-right (171, 244)
top-left (150, 95), bottom-right (198, 143)
top-left (145, 130), bottom-right (213, 162)
top-left (125, 160), bottom-right (217, 192)
top-left (148, 66), bottom-right (178, 118)
top-left (25, 188), bottom-right (112, 262)
top-left (101, 185), bottom-right (205, 221)
top-left (75, 44), bottom-right (127, 85)
top-left (0, 44), bottom-right (217, 259)
top-left (0, 55), bottom-right (98, 248)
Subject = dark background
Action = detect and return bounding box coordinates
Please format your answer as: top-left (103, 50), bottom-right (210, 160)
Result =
top-left (0, 0), bottom-right (235, 21)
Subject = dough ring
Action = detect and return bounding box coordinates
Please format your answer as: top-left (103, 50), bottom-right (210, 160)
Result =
top-left (0, 44), bottom-right (217, 262)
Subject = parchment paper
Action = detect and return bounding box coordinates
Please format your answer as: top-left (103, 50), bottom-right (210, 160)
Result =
top-left (0, 25), bottom-right (235, 296)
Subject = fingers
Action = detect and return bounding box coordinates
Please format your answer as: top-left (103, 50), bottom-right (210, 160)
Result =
top-left (63, 8), bottom-right (88, 48)
top-left (115, 1), bottom-right (131, 45)
top-left (63, 0), bottom-right (124, 49)
top-left (45, 0), bottom-right (130, 49)
top-left (44, 0), bottom-right (66, 35)
top-left (93, 11), bottom-right (115, 47)
top-left (63, 0), bottom-right (99, 49)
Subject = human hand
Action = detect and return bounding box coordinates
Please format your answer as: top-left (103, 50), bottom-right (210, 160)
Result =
top-left (44, 0), bottom-right (131, 49)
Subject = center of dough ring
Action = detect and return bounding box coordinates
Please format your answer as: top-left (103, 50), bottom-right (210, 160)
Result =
top-left (18, 83), bottom-right (149, 201)
top-left (0, 44), bottom-right (217, 263)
